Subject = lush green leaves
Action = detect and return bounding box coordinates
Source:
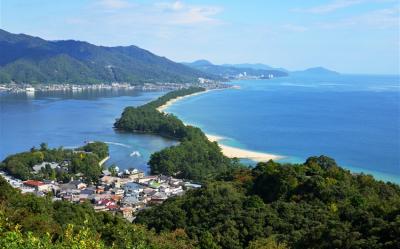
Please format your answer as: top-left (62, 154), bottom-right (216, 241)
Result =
top-left (0, 176), bottom-right (196, 248)
top-left (137, 157), bottom-right (400, 249)
top-left (0, 142), bottom-right (108, 182)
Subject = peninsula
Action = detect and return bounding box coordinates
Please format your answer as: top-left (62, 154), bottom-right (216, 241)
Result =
top-left (155, 89), bottom-right (284, 162)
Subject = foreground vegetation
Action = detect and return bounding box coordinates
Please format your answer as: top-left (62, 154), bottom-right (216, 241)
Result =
top-left (0, 175), bottom-right (195, 249)
top-left (136, 156), bottom-right (400, 249)
top-left (1, 155), bottom-right (398, 248)
top-left (115, 87), bottom-right (238, 181)
top-left (0, 142), bottom-right (108, 183)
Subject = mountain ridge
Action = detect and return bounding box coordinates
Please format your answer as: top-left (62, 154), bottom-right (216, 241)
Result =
top-left (0, 29), bottom-right (217, 84)
top-left (183, 60), bottom-right (288, 79)
top-left (292, 66), bottom-right (340, 76)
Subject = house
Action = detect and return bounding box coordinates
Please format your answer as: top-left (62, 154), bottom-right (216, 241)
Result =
top-left (100, 176), bottom-right (120, 185)
top-left (96, 186), bottom-right (105, 193)
top-left (80, 188), bottom-right (96, 195)
top-left (148, 180), bottom-right (161, 189)
top-left (124, 182), bottom-right (143, 194)
top-left (102, 169), bottom-right (111, 176)
top-left (160, 186), bottom-right (183, 196)
top-left (120, 207), bottom-right (134, 221)
top-left (111, 188), bottom-right (124, 196)
top-left (142, 188), bottom-right (156, 196)
top-left (111, 194), bottom-right (123, 202)
top-left (121, 195), bottom-right (140, 206)
top-left (149, 192), bottom-right (168, 204)
top-left (93, 205), bottom-right (107, 212)
top-left (32, 162), bottom-right (59, 173)
top-left (124, 168), bottom-right (145, 180)
top-left (184, 183), bottom-right (202, 189)
top-left (169, 178), bottom-right (183, 187)
top-left (70, 180), bottom-right (87, 190)
top-left (23, 180), bottom-right (51, 192)
top-left (59, 183), bottom-right (80, 192)
top-left (137, 175), bottom-right (158, 184)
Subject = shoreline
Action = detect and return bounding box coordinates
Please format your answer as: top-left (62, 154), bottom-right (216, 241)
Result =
top-left (206, 134), bottom-right (283, 162)
top-left (157, 89), bottom-right (284, 162)
top-left (157, 89), bottom-right (212, 113)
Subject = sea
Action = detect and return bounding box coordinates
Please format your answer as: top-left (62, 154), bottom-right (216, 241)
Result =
top-left (0, 74), bottom-right (399, 183)
top-left (166, 74), bottom-right (400, 183)
top-left (0, 89), bottom-right (177, 173)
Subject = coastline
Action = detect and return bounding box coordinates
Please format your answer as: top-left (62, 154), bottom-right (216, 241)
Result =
top-left (157, 89), bottom-right (212, 113)
top-left (206, 134), bottom-right (283, 162)
top-left (157, 89), bottom-right (284, 162)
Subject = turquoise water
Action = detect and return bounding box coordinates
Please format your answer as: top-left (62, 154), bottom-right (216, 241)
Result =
top-left (166, 75), bottom-right (400, 183)
top-left (0, 89), bottom-right (177, 173)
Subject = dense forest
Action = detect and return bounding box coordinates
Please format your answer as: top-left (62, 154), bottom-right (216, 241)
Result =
top-left (1, 155), bottom-right (398, 248)
top-left (115, 87), bottom-right (205, 140)
top-left (0, 142), bottom-right (108, 183)
top-left (115, 87), bottom-right (237, 181)
top-left (136, 156), bottom-right (400, 249)
top-left (0, 175), bottom-right (195, 248)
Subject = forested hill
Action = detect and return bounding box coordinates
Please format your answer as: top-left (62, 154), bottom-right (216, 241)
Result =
top-left (136, 156), bottom-right (400, 249)
top-left (0, 29), bottom-right (217, 84)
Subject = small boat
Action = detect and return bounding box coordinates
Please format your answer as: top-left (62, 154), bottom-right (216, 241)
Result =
top-left (26, 87), bottom-right (35, 92)
top-left (130, 151), bottom-right (141, 157)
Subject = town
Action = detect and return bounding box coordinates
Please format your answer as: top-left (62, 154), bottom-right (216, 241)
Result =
top-left (0, 165), bottom-right (201, 222)
top-left (0, 79), bottom-right (229, 93)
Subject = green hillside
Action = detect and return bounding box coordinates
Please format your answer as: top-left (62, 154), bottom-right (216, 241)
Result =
top-left (0, 29), bottom-right (217, 84)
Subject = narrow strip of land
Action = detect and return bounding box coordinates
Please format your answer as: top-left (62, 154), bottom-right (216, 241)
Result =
top-left (206, 134), bottom-right (283, 161)
top-left (157, 90), bottom-right (284, 162)
top-left (156, 90), bottom-right (211, 112)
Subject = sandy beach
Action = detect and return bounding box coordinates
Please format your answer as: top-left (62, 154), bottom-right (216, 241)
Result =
top-left (157, 90), bottom-right (211, 113)
top-left (157, 89), bottom-right (283, 162)
top-left (206, 134), bottom-right (283, 162)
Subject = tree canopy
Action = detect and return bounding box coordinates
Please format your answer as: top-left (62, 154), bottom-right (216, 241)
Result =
top-left (0, 142), bottom-right (109, 183)
top-left (136, 157), bottom-right (400, 249)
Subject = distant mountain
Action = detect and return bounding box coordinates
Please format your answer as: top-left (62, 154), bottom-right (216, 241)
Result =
top-left (222, 63), bottom-right (289, 72)
top-left (292, 67), bottom-right (340, 76)
top-left (188, 59), bottom-right (214, 67)
top-left (0, 29), bottom-right (216, 84)
top-left (183, 60), bottom-right (288, 79)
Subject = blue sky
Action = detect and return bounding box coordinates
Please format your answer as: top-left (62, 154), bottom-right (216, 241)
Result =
top-left (1, 0), bottom-right (399, 74)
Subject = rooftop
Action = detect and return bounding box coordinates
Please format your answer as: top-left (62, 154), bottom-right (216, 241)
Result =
top-left (24, 180), bottom-right (45, 187)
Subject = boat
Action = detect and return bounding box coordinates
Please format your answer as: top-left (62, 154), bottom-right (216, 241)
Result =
top-left (130, 151), bottom-right (141, 157)
top-left (26, 87), bottom-right (35, 92)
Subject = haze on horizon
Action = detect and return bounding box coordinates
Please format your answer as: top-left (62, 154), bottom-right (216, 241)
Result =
top-left (0, 0), bottom-right (399, 74)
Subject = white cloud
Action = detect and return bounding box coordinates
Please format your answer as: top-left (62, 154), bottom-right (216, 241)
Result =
top-left (317, 6), bottom-right (400, 29)
top-left (155, 1), bottom-right (185, 11)
top-left (154, 1), bottom-right (222, 25)
top-left (293, 0), bottom-right (396, 14)
top-left (98, 0), bottom-right (131, 9)
top-left (90, 1), bottom-right (222, 26)
top-left (297, 0), bottom-right (362, 14)
top-left (169, 6), bottom-right (222, 25)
